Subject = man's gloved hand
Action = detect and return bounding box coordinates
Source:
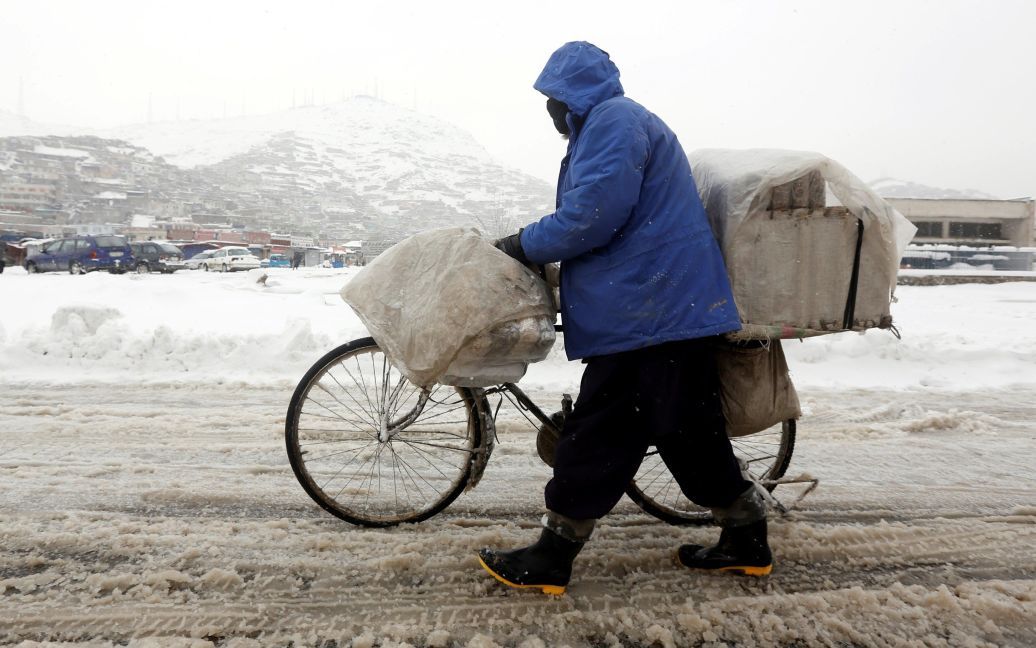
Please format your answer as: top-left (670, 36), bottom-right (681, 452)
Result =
top-left (493, 229), bottom-right (532, 266)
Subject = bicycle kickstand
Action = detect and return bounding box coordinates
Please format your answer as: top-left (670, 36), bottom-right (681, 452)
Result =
top-left (739, 460), bottom-right (819, 516)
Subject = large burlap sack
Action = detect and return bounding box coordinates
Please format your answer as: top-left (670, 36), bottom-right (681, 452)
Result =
top-left (340, 227), bottom-right (556, 387)
top-left (717, 340), bottom-right (800, 437)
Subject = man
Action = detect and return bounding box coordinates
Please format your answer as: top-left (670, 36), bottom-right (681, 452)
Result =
top-left (480, 42), bottom-right (772, 595)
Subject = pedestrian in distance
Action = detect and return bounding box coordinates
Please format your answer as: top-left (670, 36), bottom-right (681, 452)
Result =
top-left (482, 41), bottom-right (772, 596)
top-left (291, 250), bottom-right (304, 270)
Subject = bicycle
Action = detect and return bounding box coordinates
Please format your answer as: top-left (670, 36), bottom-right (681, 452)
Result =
top-left (285, 330), bottom-right (797, 528)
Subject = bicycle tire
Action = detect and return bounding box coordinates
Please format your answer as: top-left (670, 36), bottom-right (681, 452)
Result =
top-left (286, 338), bottom-right (487, 527)
top-left (626, 419), bottom-right (796, 526)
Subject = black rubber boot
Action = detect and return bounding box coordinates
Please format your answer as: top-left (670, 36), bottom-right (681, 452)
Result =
top-left (677, 519), bottom-right (773, 576)
top-left (477, 528), bottom-right (584, 595)
top-left (678, 486), bottom-right (773, 576)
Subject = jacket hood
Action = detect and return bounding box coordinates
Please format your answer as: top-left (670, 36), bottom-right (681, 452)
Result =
top-left (533, 41), bottom-right (624, 117)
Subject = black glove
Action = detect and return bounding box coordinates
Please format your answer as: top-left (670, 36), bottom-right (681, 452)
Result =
top-left (493, 229), bottom-right (531, 266)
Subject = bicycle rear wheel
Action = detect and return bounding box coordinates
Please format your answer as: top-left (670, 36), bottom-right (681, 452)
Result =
top-left (286, 338), bottom-right (486, 527)
top-left (626, 419), bottom-right (796, 525)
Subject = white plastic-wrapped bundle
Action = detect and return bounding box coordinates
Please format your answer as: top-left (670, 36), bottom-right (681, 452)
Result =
top-left (690, 149), bottom-right (917, 339)
top-left (340, 227), bottom-right (556, 387)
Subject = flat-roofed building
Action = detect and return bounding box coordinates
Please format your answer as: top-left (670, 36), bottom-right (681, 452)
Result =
top-left (888, 197), bottom-right (1035, 247)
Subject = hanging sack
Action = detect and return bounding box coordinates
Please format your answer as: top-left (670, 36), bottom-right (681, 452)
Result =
top-left (716, 339), bottom-right (801, 437)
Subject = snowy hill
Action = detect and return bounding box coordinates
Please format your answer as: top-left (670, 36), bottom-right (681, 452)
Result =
top-left (870, 177), bottom-right (999, 200)
top-left (0, 109), bottom-right (76, 138)
top-left (103, 98), bottom-right (553, 237)
top-left (105, 97), bottom-right (489, 169)
top-left (0, 100), bottom-right (554, 240)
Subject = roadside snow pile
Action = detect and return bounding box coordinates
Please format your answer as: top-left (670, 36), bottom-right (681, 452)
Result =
top-left (0, 268), bottom-right (367, 383)
top-left (794, 399), bottom-right (1010, 441)
top-left (15, 302), bottom-right (332, 378)
top-left (1, 266), bottom-right (1036, 389)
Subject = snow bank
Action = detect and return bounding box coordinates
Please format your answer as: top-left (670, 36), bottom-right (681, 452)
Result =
top-left (2, 266), bottom-right (1036, 390)
top-left (0, 268), bottom-right (367, 383)
top-left (782, 282), bottom-right (1036, 388)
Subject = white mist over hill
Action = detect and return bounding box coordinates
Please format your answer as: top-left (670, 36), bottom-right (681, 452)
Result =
top-left (102, 96), bottom-right (492, 169)
top-left (0, 99), bottom-right (555, 238)
top-left (870, 177), bottom-right (1002, 200)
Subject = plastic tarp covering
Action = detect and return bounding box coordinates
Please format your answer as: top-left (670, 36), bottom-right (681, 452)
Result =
top-left (340, 227), bottom-right (556, 388)
top-left (690, 149), bottom-right (917, 339)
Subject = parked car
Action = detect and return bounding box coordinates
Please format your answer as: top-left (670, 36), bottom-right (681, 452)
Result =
top-left (129, 241), bottom-right (186, 273)
top-left (260, 253), bottom-right (289, 268)
top-left (2, 239), bottom-right (34, 270)
top-left (25, 235), bottom-right (134, 274)
top-left (184, 249), bottom-right (216, 270)
top-left (203, 246), bottom-right (261, 272)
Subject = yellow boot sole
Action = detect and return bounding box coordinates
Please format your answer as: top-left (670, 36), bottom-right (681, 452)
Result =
top-left (477, 554), bottom-right (566, 595)
top-left (717, 563), bottom-right (773, 576)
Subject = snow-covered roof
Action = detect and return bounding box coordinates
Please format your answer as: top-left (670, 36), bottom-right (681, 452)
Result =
top-left (33, 145), bottom-right (92, 159)
top-left (95, 191), bottom-right (127, 200)
top-left (130, 214), bottom-right (156, 228)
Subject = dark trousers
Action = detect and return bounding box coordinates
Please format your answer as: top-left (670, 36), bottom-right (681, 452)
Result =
top-left (544, 338), bottom-right (750, 520)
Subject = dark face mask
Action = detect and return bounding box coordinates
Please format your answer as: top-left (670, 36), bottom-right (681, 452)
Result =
top-left (546, 98), bottom-right (571, 136)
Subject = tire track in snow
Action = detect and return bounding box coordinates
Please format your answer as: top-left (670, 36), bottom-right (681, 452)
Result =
top-left (2, 382), bottom-right (1035, 645)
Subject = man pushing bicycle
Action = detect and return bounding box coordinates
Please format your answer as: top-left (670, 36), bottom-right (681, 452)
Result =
top-left (481, 41), bottom-right (773, 595)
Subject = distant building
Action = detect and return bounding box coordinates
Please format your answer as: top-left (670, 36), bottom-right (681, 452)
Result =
top-left (0, 181), bottom-right (57, 211)
top-left (0, 208), bottom-right (66, 237)
top-left (361, 240), bottom-right (397, 262)
top-left (72, 223), bottom-right (118, 236)
top-left (888, 197), bottom-right (1035, 247)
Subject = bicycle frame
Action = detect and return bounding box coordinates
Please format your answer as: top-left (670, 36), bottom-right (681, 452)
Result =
top-left (486, 382), bottom-right (559, 432)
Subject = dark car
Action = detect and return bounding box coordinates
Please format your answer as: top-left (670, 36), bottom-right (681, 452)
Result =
top-left (25, 235), bottom-right (134, 274)
top-left (129, 241), bottom-right (186, 273)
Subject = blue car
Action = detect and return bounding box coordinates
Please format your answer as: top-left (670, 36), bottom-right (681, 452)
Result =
top-left (261, 253), bottom-right (290, 268)
top-left (25, 235), bottom-right (135, 274)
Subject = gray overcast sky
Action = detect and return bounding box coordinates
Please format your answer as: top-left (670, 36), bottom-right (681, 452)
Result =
top-left (3, 0), bottom-right (1035, 197)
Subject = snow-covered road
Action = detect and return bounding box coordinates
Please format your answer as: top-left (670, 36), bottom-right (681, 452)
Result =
top-left (1, 268), bottom-right (1035, 646)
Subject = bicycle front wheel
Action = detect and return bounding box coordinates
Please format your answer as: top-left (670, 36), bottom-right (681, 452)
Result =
top-left (626, 419), bottom-right (796, 525)
top-left (286, 338), bottom-right (486, 527)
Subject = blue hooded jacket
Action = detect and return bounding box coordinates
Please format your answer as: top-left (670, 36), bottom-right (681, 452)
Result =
top-left (521, 42), bottom-right (742, 359)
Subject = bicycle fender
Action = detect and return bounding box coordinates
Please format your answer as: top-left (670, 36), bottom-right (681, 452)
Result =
top-left (465, 392), bottom-right (496, 491)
